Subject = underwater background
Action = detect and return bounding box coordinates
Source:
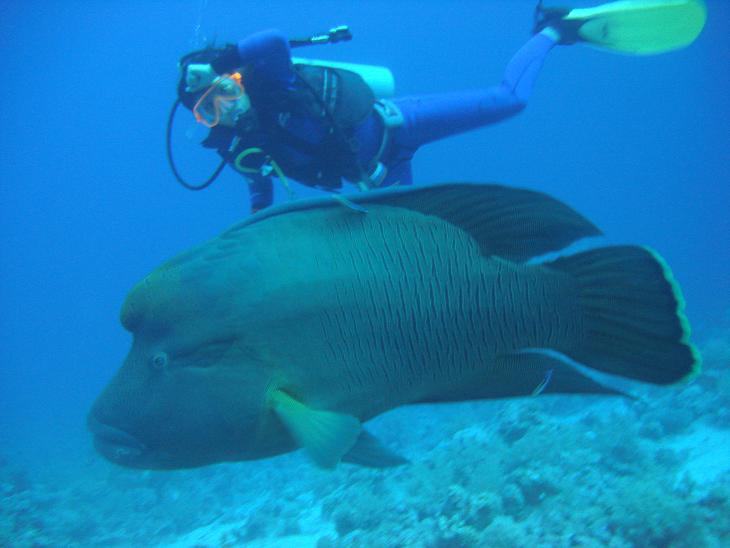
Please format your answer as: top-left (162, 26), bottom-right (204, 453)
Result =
top-left (1, 0), bottom-right (729, 546)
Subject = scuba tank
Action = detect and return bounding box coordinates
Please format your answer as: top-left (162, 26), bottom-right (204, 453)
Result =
top-left (291, 57), bottom-right (394, 98)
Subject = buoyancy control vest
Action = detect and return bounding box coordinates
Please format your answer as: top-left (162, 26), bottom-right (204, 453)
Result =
top-left (231, 63), bottom-right (376, 189)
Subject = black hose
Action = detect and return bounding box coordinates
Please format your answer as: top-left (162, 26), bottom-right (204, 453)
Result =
top-left (166, 99), bottom-right (227, 191)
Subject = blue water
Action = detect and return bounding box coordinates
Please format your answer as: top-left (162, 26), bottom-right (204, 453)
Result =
top-left (1, 1), bottom-right (729, 546)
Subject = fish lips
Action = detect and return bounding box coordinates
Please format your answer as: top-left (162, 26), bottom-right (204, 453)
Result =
top-left (87, 415), bottom-right (150, 467)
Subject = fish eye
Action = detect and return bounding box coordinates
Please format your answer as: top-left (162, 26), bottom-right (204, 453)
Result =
top-left (150, 352), bottom-right (168, 370)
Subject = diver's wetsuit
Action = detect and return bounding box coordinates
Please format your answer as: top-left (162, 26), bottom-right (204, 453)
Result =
top-left (204, 29), bottom-right (556, 212)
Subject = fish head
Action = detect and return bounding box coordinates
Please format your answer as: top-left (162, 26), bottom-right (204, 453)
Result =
top-left (88, 240), bottom-right (286, 469)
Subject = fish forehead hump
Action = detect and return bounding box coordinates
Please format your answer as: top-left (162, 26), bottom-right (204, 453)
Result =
top-left (120, 229), bottom-right (265, 335)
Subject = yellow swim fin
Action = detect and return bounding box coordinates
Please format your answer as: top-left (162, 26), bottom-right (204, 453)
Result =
top-left (566, 0), bottom-right (707, 55)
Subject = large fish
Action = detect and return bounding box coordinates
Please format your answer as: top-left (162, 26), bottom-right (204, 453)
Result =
top-left (88, 183), bottom-right (700, 469)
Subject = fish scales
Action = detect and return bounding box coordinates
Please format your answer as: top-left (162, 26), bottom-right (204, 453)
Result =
top-left (246, 207), bottom-right (569, 419)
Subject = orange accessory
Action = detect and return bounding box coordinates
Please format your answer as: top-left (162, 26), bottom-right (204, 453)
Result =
top-left (193, 72), bottom-right (244, 128)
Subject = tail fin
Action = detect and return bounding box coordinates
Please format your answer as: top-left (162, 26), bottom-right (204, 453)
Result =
top-left (547, 245), bottom-right (700, 384)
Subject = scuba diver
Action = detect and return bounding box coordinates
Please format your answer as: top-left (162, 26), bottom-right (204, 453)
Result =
top-left (169, 0), bottom-right (706, 213)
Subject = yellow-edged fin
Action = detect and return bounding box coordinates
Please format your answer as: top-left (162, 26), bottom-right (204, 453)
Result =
top-left (568, 0), bottom-right (707, 55)
top-left (269, 389), bottom-right (360, 468)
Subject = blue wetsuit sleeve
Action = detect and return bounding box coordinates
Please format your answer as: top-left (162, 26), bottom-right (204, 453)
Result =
top-left (246, 173), bottom-right (274, 213)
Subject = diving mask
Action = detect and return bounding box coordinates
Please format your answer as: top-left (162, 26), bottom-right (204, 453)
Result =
top-left (192, 72), bottom-right (246, 128)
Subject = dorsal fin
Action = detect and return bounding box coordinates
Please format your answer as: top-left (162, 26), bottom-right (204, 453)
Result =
top-left (226, 183), bottom-right (601, 261)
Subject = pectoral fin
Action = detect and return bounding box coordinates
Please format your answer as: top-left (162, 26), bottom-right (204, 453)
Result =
top-left (269, 390), bottom-right (361, 469)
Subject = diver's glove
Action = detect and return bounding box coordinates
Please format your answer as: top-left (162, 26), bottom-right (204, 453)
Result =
top-left (533, 2), bottom-right (585, 45)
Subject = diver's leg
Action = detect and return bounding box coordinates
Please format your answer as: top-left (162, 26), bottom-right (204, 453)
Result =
top-left (391, 32), bottom-right (556, 149)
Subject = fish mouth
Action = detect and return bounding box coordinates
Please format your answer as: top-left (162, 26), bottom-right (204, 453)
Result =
top-left (87, 415), bottom-right (149, 466)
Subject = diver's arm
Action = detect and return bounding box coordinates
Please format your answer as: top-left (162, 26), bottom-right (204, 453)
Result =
top-left (246, 172), bottom-right (274, 214)
top-left (212, 29), bottom-right (295, 87)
